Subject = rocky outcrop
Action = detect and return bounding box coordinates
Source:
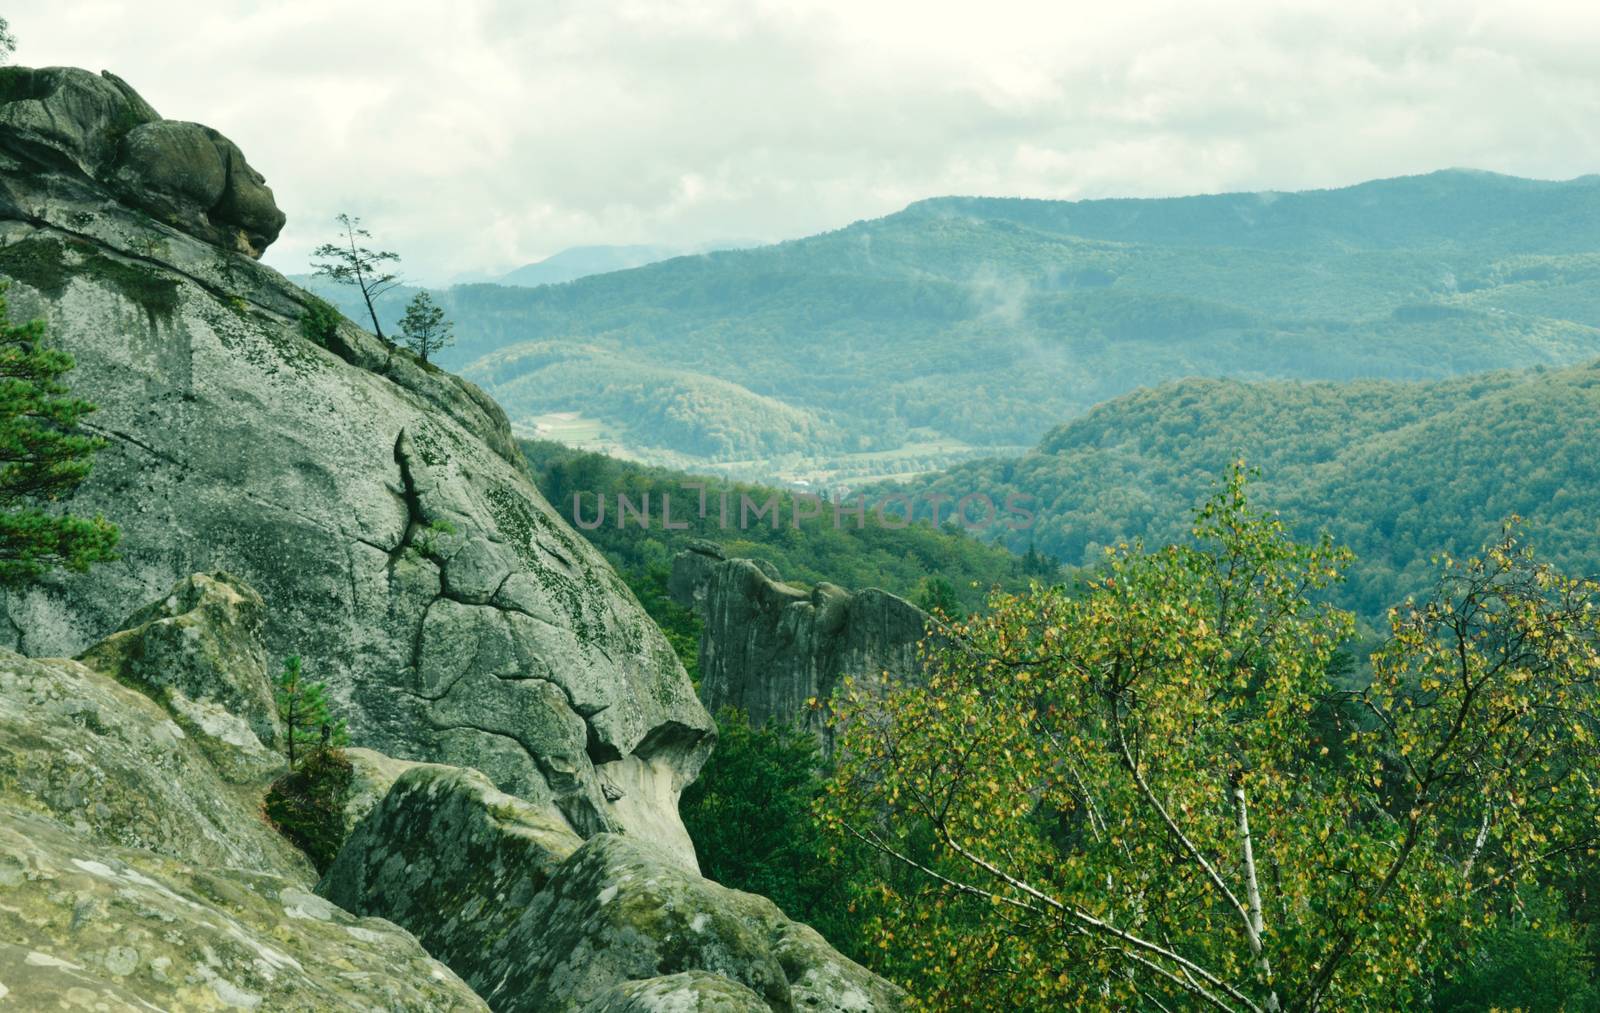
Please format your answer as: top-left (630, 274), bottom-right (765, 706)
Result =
top-left (0, 66), bottom-right (285, 256)
top-left (670, 542), bottom-right (930, 747)
top-left (0, 65), bottom-right (887, 1009)
top-left (0, 641), bottom-right (303, 877)
top-left (78, 570), bottom-right (282, 754)
top-left (320, 765), bottom-right (904, 1012)
top-left (0, 579), bottom-right (486, 1010)
top-left (0, 65), bottom-right (714, 869)
top-left (0, 809), bottom-right (485, 1011)
top-left (579, 972), bottom-right (771, 1011)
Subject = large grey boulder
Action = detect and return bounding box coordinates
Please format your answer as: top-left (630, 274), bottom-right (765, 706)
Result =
top-left (0, 644), bottom-right (304, 876)
top-left (78, 570), bottom-right (281, 750)
top-left (579, 972), bottom-right (771, 1011)
top-left (0, 66), bottom-right (714, 870)
top-left (320, 765), bottom-right (904, 1012)
top-left (0, 65), bottom-right (285, 256)
top-left (670, 543), bottom-right (930, 749)
top-left (113, 119), bottom-right (287, 257)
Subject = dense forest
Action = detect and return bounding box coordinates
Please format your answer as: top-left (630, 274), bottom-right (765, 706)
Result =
top-left (680, 476), bottom-right (1600, 1010)
top-left (303, 171), bottom-right (1600, 476)
top-left (886, 361), bottom-right (1600, 628)
top-left (520, 439), bottom-right (1051, 677)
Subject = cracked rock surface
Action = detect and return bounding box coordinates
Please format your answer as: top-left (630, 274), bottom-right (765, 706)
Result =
top-left (0, 65), bottom-right (714, 870)
top-left (0, 582), bottom-right (485, 1010)
top-left (671, 543), bottom-right (929, 751)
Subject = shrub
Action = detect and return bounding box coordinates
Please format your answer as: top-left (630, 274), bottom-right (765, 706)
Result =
top-left (298, 295), bottom-right (342, 349)
top-left (264, 747), bottom-right (354, 873)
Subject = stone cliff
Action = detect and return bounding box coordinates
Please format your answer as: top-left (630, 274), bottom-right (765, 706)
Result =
top-left (670, 542), bottom-right (930, 746)
top-left (3, 567), bottom-right (901, 1009)
top-left (0, 65), bottom-right (903, 1010)
top-left (0, 65), bottom-right (712, 868)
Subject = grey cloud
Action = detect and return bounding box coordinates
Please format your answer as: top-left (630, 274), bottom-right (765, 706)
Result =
top-left (6, 0), bottom-right (1598, 283)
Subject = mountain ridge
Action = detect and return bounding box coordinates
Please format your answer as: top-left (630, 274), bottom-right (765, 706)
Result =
top-left (300, 168), bottom-right (1600, 483)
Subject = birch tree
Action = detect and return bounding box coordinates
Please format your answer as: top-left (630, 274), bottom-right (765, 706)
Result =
top-left (821, 467), bottom-right (1600, 1010)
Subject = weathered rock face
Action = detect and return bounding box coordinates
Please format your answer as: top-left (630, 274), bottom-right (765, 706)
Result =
top-left (670, 542), bottom-right (929, 747)
top-left (0, 66), bottom-right (286, 256)
top-left (320, 765), bottom-right (904, 1013)
top-left (0, 642), bottom-right (303, 876)
top-left (0, 810), bottom-right (486, 1011)
top-left (0, 66), bottom-right (714, 868)
top-left (579, 972), bottom-right (771, 1012)
top-left (78, 570), bottom-right (282, 751)
top-left (0, 580), bottom-right (486, 1010)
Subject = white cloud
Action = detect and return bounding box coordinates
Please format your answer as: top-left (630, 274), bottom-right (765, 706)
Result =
top-left (7, 0), bottom-right (1598, 283)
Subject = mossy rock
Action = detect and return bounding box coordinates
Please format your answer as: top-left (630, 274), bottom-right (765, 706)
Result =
top-left (0, 235), bottom-right (179, 319)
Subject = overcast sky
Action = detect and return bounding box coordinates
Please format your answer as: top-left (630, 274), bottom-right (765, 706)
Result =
top-left (9, 1), bottom-right (1599, 283)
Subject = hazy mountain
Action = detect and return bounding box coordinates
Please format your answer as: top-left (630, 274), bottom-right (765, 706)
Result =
top-left (303, 171), bottom-right (1600, 481)
top-left (496, 240), bottom-right (765, 287)
top-left (497, 244), bottom-right (686, 286)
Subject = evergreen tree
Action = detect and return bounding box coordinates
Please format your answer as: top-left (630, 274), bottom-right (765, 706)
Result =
top-left (311, 214), bottom-right (401, 339)
top-left (273, 655), bottom-right (347, 769)
top-left (914, 575), bottom-right (961, 617)
top-left (398, 291), bottom-right (454, 363)
top-left (0, 290), bottom-right (119, 585)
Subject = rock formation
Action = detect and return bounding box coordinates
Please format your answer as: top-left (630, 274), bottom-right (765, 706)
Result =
top-left (0, 65), bottom-right (713, 869)
top-left (0, 574), bottom-right (486, 1009)
top-left (0, 66), bottom-right (904, 1009)
top-left (320, 764), bottom-right (904, 1012)
top-left (670, 541), bottom-right (930, 746)
top-left (0, 66), bottom-right (286, 257)
top-left (2, 566), bottom-right (901, 1009)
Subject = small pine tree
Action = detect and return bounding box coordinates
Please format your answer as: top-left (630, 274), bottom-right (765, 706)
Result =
top-left (0, 288), bottom-right (119, 585)
top-left (273, 655), bottom-right (347, 769)
top-left (398, 291), bottom-right (454, 363)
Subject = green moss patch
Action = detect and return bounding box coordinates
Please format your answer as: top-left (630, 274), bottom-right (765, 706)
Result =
top-left (298, 295), bottom-right (341, 348)
top-left (80, 250), bottom-right (180, 320)
top-left (0, 236), bottom-right (181, 320)
top-left (0, 237), bottom-right (72, 298)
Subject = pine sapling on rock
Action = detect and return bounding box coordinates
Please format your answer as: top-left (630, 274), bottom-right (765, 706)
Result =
top-left (273, 654), bottom-right (347, 770)
top-left (398, 290), bottom-right (454, 364)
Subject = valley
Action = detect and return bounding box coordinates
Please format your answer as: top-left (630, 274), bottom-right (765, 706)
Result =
top-left (303, 170), bottom-right (1600, 487)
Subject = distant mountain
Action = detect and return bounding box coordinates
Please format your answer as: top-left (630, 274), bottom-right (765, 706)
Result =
top-left (497, 245), bottom-right (685, 287)
top-left (897, 359), bottom-right (1600, 622)
top-left (497, 240), bottom-right (764, 287)
top-left (302, 171), bottom-right (1600, 477)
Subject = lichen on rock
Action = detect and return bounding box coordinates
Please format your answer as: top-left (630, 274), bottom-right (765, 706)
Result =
top-left (0, 809), bottom-right (485, 1011)
top-left (0, 576), bottom-right (485, 1010)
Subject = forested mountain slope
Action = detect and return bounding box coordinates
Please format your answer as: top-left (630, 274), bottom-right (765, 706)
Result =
top-left (900, 361), bottom-right (1600, 620)
top-left (301, 171), bottom-right (1600, 477)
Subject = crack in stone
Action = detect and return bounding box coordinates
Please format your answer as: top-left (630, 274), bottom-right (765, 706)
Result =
top-left (414, 702), bottom-right (615, 838)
